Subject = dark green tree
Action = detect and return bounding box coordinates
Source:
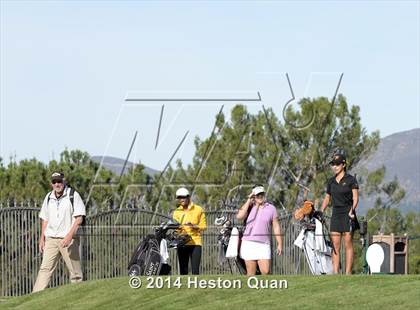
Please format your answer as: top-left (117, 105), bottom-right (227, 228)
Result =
top-left (170, 95), bottom-right (380, 213)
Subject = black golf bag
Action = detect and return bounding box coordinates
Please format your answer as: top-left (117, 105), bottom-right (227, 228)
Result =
top-left (128, 234), bottom-right (171, 276)
top-left (128, 220), bottom-right (191, 276)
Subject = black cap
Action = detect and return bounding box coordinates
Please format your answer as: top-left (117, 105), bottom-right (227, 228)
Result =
top-left (329, 154), bottom-right (346, 165)
top-left (51, 172), bottom-right (64, 182)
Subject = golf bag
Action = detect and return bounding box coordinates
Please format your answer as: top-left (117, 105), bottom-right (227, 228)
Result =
top-left (215, 213), bottom-right (259, 275)
top-left (128, 220), bottom-right (191, 276)
top-left (128, 234), bottom-right (168, 276)
top-left (294, 214), bottom-right (333, 275)
top-left (217, 222), bottom-right (247, 274)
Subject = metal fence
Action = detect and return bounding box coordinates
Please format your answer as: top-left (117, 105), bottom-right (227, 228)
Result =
top-left (1, 205), bottom-right (334, 296)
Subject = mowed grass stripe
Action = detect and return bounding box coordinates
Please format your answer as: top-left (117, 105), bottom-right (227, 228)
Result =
top-left (1, 275), bottom-right (419, 310)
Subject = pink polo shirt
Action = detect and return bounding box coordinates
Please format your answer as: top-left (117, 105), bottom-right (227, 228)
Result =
top-left (242, 202), bottom-right (278, 244)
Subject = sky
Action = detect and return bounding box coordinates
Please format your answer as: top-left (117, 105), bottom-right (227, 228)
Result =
top-left (1, 0), bottom-right (419, 171)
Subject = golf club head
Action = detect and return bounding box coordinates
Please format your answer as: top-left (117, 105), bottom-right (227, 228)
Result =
top-left (215, 215), bottom-right (227, 226)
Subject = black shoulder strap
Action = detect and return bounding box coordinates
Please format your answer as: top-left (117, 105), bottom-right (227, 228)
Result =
top-left (69, 188), bottom-right (86, 227)
top-left (243, 204), bottom-right (256, 229)
top-left (47, 192), bottom-right (52, 205)
top-left (244, 204), bottom-right (253, 224)
top-left (69, 187), bottom-right (75, 213)
top-left (69, 187), bottom-right (75, 205)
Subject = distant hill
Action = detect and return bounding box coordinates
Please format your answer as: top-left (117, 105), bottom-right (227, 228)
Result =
top-left (356, 128), bottom-right (420, 214)
top-left (91, 156), bottom-right (159, 177)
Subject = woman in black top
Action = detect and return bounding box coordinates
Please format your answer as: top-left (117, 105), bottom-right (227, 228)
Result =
top-left (321, 153), bottom-right (359, 274)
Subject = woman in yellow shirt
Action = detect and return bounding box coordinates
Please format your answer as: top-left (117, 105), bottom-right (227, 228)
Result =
top-left (172, 187), bottom-right (207, 275)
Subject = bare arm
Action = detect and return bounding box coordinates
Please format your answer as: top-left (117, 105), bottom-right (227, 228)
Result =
top-left (61, 216), bottom-right (83, 247)
top-left (69, 216), bottom-right (83, 237)
top-left (348, 189), bottom-right (359, 219)
top-left (352, 189), bottom-right (359, 212)
top-left (40, 220), bottom-right (48, 238)
top-left (272, 217), bottom-right (282, 255)
top-left (320, 194), bottom-right (330, 212)
top-left (39, 220), bottom-right (48, 253)
top-left (236, 197), bottom-right (253, 221)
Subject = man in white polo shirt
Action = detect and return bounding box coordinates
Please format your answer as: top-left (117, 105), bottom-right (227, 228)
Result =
top-left (32, 172), bottom-right (86, 293)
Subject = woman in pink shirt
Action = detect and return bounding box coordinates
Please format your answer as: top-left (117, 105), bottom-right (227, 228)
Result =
top-left (236, 185), bottom-right (282, 275)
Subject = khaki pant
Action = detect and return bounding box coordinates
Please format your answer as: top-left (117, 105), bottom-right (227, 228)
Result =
top-left (33, 237), bottom-right (83, 292)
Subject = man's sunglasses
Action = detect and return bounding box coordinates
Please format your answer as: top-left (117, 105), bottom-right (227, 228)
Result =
top-left (176, 196), bottom-right (188, 199)
top-left (330, 161), bottom-right (343, 166)
top-left (52, 180), bottom-right (63, 184)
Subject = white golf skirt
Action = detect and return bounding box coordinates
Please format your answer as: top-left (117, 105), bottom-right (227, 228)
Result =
top-left (240, 240), bottom-right (271, 260)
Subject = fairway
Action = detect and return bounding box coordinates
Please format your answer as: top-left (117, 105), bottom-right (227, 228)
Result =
top-left (1, 275), bottom-right (419, 310)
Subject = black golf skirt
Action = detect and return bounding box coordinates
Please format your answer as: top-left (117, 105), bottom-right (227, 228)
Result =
top-left (330, 206), bottom-right (351, 233)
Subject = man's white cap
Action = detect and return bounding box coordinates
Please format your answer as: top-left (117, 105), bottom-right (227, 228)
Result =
top-left (176, 187), bottom-right (190, 197)
top-left (252, 186), bottom-right (265, 196)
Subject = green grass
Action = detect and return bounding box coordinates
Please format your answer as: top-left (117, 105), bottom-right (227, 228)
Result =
top-left (1, 275), bottom-right (419, 310)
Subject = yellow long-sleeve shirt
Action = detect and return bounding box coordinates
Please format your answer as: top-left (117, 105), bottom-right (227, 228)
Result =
top-left (172, 202), bottom-right (206, 246)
